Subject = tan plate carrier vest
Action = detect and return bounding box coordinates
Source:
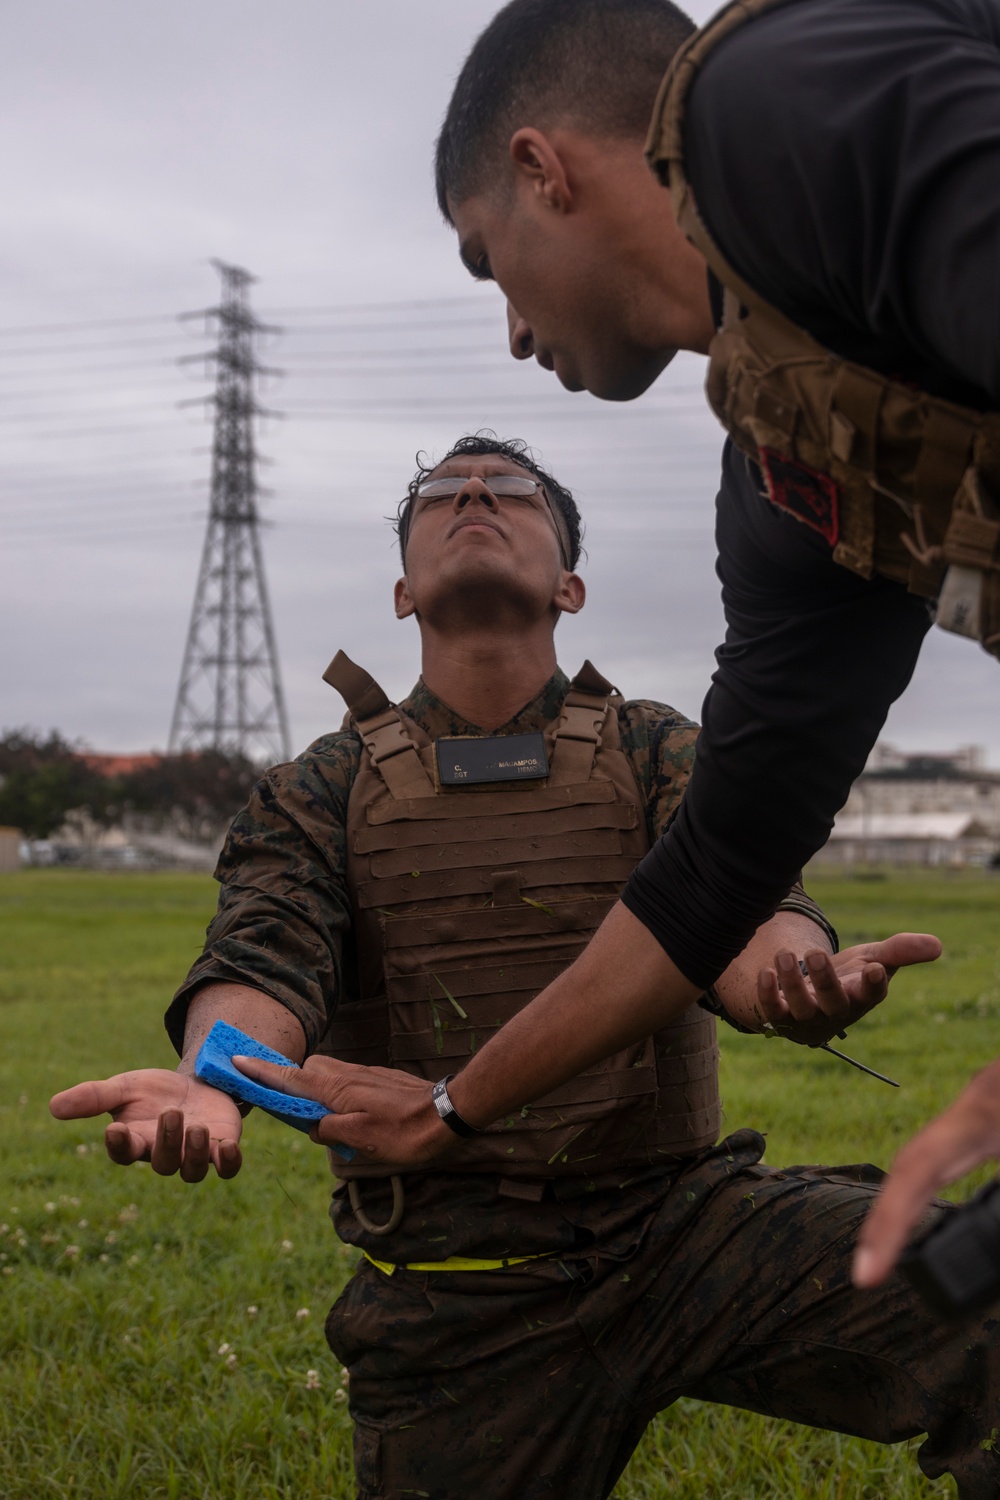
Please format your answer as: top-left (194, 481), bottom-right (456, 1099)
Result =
top-left (646, 0), bottom-right (1000, 660)
top-left (320, 651), bottom-right (719, 1180)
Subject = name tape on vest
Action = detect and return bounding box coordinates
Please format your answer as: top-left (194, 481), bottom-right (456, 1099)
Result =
top-left (436, 733), bottom-right (549, 787)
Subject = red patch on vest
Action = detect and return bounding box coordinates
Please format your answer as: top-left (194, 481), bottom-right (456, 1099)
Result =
top-left (758, 447), bottom-right (840, 546)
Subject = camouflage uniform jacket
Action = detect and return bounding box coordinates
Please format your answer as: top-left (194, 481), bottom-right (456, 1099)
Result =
top-left (167, 669), bottom-right (833, 1260)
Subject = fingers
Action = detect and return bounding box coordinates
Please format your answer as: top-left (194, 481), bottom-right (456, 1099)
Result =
top-left (50, 1076), bottom-right (128, 1121)
top-left (213, 1138), bottom-right (243, 1180)
top-left (150, 1111), bottom-right (216, 1184)
top-left (755, 967), bottom-right (792, 1029)
top-left (233, 1053), bottom-right (347, 1109)
top-left (151, 1108), bottom-right (185, 1175)
top-left (310, 1111), bottom-right (373, 1153)
top-left (864, 932), bottom-right (942, 973)
top-left (105, 1122), bottom-right (149, 1166)
top-left (105, 1108), bottom-right (240, 1181)
top-left (846, 962), bottom-right (889, 1010)
top-left (775, 949), bottom-right (847, 1022)
top-left (232, 1054), bottom-right (326, 1103)
top-left (853, 1061), bottom-right (1000, 1288)
top-left (179, 1124), bottom-right (211, 1184)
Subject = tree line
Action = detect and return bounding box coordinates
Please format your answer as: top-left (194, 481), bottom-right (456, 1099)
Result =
top-left (0, 730), bottom-right (258, 841)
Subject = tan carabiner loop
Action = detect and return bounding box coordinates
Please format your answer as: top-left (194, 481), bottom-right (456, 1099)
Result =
top-left (348, 1175), bottom-right (405, 1236)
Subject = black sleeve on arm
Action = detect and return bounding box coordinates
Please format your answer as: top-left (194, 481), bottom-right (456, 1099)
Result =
top-left (621, 445), bottom-right (930, 990)
top-left (686, 0), bottom-right (1000, 404)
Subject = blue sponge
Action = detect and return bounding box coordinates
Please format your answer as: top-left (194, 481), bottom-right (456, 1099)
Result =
top-left (194, 1020), bottom-right (355, 1160)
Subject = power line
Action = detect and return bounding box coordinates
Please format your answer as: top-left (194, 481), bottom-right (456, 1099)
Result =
top-left (258, 295), bottom-right (496, 317)
top-left (0, 312), bottom-right (183, 338)
top-left (278, 315), bottom-right (501, 337)
top-left (0, 334), bottom-right (210, 360)
top-left (0, 357), bottom-right (194, 385)
top-left (0, 399), bottom-right (199, 425)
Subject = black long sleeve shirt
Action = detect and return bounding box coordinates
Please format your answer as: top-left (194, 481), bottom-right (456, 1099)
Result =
top-left (622, 0), bottom-right (1000, 987)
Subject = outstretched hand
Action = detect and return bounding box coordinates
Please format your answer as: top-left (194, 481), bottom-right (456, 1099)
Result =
top-left (233, 1053), bottom-right (453, 1168)
top-left (753, 932), bottom-right (942, 1047)
top-left (49, 1069), bottom-right (243, 1181)
top-left (853, 1057), bottom-right (1000, 1288)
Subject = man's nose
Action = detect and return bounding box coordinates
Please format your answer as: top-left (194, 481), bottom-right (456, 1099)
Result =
top-left (453, 478), bottom-right (500, 511)
top-left (507, 301), bottom-right (534, 361)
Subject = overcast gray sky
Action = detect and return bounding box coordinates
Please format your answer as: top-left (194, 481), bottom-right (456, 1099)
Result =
top-left (1, 0), bottom-right (996, 766)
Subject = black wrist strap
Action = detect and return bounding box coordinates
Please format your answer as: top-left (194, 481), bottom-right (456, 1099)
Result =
top-left (431, 1075), bottom-right (480, 1138)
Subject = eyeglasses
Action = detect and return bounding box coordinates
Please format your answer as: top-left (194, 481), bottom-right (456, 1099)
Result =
top-left (415, 475), bottom-right (544, 500)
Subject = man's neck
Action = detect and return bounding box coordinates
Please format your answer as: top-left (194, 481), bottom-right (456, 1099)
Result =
top-left (418, 624), bottom-right (559, 731)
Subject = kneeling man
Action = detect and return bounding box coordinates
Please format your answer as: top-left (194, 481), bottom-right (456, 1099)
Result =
top-left (53, 434), bottom-right (997, 1499)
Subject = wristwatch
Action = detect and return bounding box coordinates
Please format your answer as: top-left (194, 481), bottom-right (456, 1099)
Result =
top-left (431, 1075), bottom-right (480, 1138)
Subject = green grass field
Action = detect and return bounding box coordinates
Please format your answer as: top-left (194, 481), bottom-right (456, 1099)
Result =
top-left (1, 868), bottom-right (998, 1499)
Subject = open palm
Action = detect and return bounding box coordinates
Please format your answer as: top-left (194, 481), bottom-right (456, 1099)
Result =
top-left (50, 1068), bottom-right (243, 1182)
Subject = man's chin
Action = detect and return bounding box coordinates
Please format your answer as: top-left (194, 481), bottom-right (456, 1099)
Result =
top-left (555, 348), bottom-right (677, 402)
top-left (594, 349), bottom-right (678, 402)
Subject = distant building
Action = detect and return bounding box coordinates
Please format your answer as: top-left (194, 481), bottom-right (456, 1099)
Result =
top-left (0, 826), bottom-right (22, 872)
top-left (81, 753), bottom-right (160, 778)
top-left (816, 744), bottom-right (1000, 867)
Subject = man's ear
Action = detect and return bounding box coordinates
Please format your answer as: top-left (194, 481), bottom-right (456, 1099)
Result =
top-left (394, 577), bottom-right (416, 620)
top-left (509, 128), bottom-right (573, 212)
top-left (554, 571), bottom-right (586, 617)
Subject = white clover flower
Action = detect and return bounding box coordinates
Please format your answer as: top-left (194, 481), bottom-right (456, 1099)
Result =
top-left (119, 1204), bottom-right (139, 1223)
top-left (333, 1388), bottom-right (347, 1405)
top-left (339, 1367), bottom-right (350, 1388)
top-left (98, 1254), bottom-right (109, 1264)
top-left (218, 1342), bottom-right (232, 1357)
top-left (295, 1307), bottom-right (310, 1321)
top-left (64, 1245), bottom-right (80, 1260)
top-left (246, 1305), bottom-right (259, 1319)
top-left (126, 1253), bottom-right (140, 1267)
top-left (78, 1219), bottom-right (88, 1229)
top-left (225, 1353), bottom-right (238, 1370)
top-left (305, 1369), bottom-right (321, 1390)
top-left (105, 1231), bottom-right (118, 1245)
top-left (44, 1202), bottom-right (56, 1213)
top-left (76, 1144), bottom-right (89, 1157)
top-left (280, 1239), bottom-right (293, 1253)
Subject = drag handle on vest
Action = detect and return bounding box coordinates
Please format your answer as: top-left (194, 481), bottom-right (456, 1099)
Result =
top-left (900, 1180), bottom-right (1000, 1318)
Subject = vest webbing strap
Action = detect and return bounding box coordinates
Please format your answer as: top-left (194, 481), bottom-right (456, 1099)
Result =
top-left (323, 650), bottom-right (392, 722)
top-left (357, 709), bottom-right (437, 801)
top-left (324, 649), bottom-right (436, 800)
top-left (363, 1249), bottom-right (555, 1276)
top-left (550, 660), bottom-right (617, 781)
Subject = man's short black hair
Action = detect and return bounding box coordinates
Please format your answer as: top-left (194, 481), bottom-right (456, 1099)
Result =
top-left (435, 0), bottom-right (695, 220)
top-left (394, 431), bottom-right (583, 570)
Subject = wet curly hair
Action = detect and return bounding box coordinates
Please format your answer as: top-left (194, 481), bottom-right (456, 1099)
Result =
top-left (393, 431), bottom-right (583, 570)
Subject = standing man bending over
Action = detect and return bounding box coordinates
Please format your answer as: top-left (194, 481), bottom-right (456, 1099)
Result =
top-left (53, 437), bottom-right (998, 1498)
top-left (327, 0), bottom-right (1000, 1283)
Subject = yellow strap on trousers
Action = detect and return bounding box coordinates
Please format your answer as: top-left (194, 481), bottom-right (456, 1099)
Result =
top-left (363, 1250), bottom-right (554, 1276)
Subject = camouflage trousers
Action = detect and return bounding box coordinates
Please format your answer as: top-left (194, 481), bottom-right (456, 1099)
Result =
top-left (325, 1131), bottom-right (1000, 1500)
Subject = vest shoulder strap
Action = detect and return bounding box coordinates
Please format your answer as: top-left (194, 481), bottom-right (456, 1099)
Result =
top-left (323, 650), bottom-right (435, 800)
top-left (646, 0), bottom-right (820, 343)
top-left (323, 650), bottom-right (392, 722)
top-left (550, 660), bottom-right (619, 781)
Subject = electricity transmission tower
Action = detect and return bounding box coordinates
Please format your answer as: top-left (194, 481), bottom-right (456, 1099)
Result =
top-left (168, 261), bottom-right (290, 766)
